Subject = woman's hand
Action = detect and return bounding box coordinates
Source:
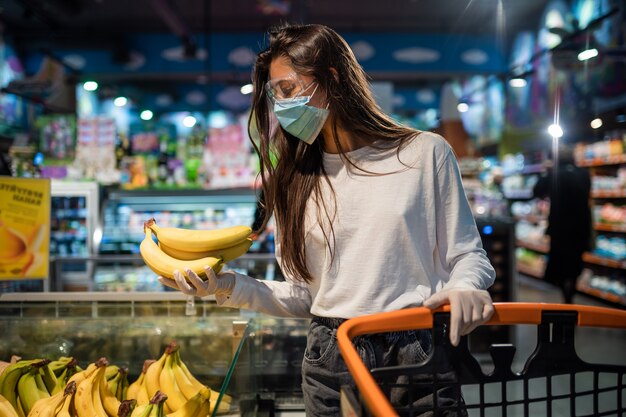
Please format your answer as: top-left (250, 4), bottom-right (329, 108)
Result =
top-left (158, 266), bottom-right (236, 298)
top-left (423, 288), bottom-right (494, 346)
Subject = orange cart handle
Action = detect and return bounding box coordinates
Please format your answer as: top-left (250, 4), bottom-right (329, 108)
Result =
top-left (336, 302), bottom-right (626, 417)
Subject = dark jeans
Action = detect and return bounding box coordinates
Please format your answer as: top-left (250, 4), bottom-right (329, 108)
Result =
top-left (302, 316), bottom-right (466, 417)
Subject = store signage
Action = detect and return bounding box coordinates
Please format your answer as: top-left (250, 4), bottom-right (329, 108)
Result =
top-left (0, 176), bottom-right (51, 280)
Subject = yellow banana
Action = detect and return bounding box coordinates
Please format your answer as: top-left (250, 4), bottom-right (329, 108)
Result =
top-left (175, 352), bottom-right (229, 413)
top-left (165, 387), bottom-right (210, 417)
top-left (146, 219), bottom-right (252, 252)
top-left (26, 385), bottom-right (67, 417)
top-left (140, 228), bottom-right (223, 280)
top-left (127, 360), bottom-right (154, 402)
top-left (0, 223), bottom-right (27, 258)
top-left (0, 394), bottom-right (19, 417)
top-left (158, 351), bottom-right (187, 413)
top-left (73, 361), bottom-right (108, 417)
top-left (105, 366), bottom-right (120, 381)
top-left (169, 352), bottom-right (202, 401)
top-left (55, 382), bottom-right (77, 417)
top-left (159, 238), bottom-right (252, 262)
top-left (99, 369), bottom-right (122, 417)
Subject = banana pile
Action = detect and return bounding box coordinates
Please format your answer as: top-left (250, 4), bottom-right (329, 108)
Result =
top-left (140, 219), bottom-right (253, 280)
top-left (0, 342), bottom-right (225, 417)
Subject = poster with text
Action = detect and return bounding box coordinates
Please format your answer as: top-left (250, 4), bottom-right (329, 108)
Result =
top-left (0, 176), bottom-right (50, 280)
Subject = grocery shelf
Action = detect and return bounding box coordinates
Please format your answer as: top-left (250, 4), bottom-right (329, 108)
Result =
top-left (514, 214), bottom-right (547, 223)
top-left (582, 252), bottom-right (626, 270)
top-left (591, 190), bottom-right (626, 199)
top-left (516, 239), bottom-right (549, 254)
top-left (594, 223), bottom-right (626, 233)
top-left (577, 154), bottom-right (626, 167)
top-left (517, 263), bottom-right (545, 279)
top-left (576, 283), bottom-right (626, 307)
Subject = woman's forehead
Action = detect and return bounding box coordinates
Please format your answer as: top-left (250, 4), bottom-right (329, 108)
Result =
top-left (269, 56), bottom-right (295, 79)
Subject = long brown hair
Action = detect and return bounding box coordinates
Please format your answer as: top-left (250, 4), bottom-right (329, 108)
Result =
top-left (249, 23), bottom-right (418, 283)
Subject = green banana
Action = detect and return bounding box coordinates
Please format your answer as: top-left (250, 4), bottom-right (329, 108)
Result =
top-left (16, 369), bottom-right (46, 416)
top-left (39, 363), bottom-right (60, 395)
top-left (0, 360), bottom-right (42, 417)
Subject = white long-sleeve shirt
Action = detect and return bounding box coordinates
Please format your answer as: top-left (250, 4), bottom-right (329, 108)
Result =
top-left (217, 132), bottom-right (495, 318)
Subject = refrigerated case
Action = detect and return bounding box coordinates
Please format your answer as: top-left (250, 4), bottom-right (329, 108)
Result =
top-left (0, 292), bottom-right (310, 415)
top-left (50, 180), bottom-right (100, 290)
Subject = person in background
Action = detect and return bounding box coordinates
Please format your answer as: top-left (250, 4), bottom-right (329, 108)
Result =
top-left (533, 143), bottom-right (592, 304)
top-left (160, 23), bottom-right (495, 416)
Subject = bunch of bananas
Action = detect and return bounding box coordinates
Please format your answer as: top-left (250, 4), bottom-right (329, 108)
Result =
top-left (127, 342), bottom-right (226, 415)
top-left (0, 357), bottom-right (82, 417)
top-left (140, 218), bottom-right (253, 280)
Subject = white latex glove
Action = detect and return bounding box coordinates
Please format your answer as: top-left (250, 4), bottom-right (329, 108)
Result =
top-left (423, 288), bottom-right (494, 347)
top-left (158, 266), bottom-right (236, 298)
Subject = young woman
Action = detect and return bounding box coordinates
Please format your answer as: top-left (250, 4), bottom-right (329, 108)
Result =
top-left (160, 23), bottom-right (495, 416)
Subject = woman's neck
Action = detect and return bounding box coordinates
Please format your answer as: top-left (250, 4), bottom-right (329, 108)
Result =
top-left (321, 121), bottom-right (366, 154)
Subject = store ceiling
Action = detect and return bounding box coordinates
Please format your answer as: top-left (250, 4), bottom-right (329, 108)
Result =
top-left (2, 0), bottom-right (547, 48)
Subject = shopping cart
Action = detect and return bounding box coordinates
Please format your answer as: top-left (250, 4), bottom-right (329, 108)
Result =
top-left (337, 303), bottom-right (626, 417)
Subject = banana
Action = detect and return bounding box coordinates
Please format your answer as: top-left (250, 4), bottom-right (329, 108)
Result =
top-left (26, 383), bottom-right (68, 417)
top-left (127, 360), bottom-right (154, 402)
top-left (55, 382), bottom-right (77, 417)
top-left (146, 219), bottom-right (252, 252)
top-left (140, 228), bottom-right (223, 280)
top-left (174, 351), bottom-right (229, 413)
top-left (165, 387), bottom-right (210, 417)
top-left (112, 368), bottom-right (129, 402)
top-left (146, 393), bottom-right (167, 417)
top-left (0, 222), bottom-right (27, 258)
top-left (0, 394), bottom-right (19, 417)
top-left (73, 359), bottom-right (108, 417)
top-left (16, 369), bottom-right (47, 416)
top-left (39, 363), bottom-right (60, 395)
top-left (159, 238), bottom-right (252, 262)
top-left (99, 369), bottom-right (121, 417)
top-left (105, 366), bottom-right (120, 382)
top-left (47, 357), bottom-right (74, 377)
top-left (169, 352), bottom-right (201, 401)
top-left (157, 350), bottom-right (187, 413)
top-left (0, 359), bottom-right (40, 415)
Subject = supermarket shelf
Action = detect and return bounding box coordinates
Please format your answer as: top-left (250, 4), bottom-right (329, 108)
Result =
top-left (576, 284), bottom-right (626, 308)
top-left (577, 154), bottom-right (626, 167)
top-left (594, 223), bottom-right (626, 233)
top-left (517, 263), bottom-right (545, 279)
top-left (516, 239), bottom-right (550, 254)
top-left (582, 252), bottom-right (626, 270)
top-left (591, 190), bottom-right (626, 199)
top-left (503, 189), bottom-right (534, 200)
top-left (514, 214), bottom-right (547, 224)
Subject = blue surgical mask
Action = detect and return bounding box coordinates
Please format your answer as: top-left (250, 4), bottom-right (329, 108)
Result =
top-left (273, 93), bottom-right (329, 145)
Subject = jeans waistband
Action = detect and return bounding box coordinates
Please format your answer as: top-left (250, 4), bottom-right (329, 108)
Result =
top-left (312, 315), bottom-right (347, 329)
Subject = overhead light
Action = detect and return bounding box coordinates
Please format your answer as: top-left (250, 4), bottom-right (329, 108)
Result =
top-left (240, 83), bottom-right (254, 95)
top-left (183, 115), bottom-right (197, 127)
top-left (509, 78), bottom-right (527, 88)
top-left (114, 96), bottom-right (128, 107)
top-left (548, 123), bottom-right (563, 138)
top-left (457, 102), bottom-right (469, 113)
top-left (140, 110), bottom-right (153, 121)
top-left (83, 81), bottom-right (98, 91)
top-left (590, 118), bottom-right (603, 129)
top-left (578, 48), bottom-right (599, 61)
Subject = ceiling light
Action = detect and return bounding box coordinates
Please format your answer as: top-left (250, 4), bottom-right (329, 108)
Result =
top-left (83, 81), bottom-right (98, 91)
top-left (457, 102), bottom-right (469, 113)
top-left (548, 124), bottom-right (563, 138)
top-left (509, 78), bottom-right (527, 88)
top-left (114, 96), bottom-right (128, 107)
top-left (590, 118), bottom-right (603, 129)
top-left (183, 115), bottom-right (197, 127)
top-left (140, 110), bottom-right (153, 121)
top-left (578, 48), bottom-right (598, 61)
top-left (240, 84), bottom-right (254, 95)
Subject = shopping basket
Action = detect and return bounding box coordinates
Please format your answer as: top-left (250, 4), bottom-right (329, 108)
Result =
top-left (337, 303), bottom-right (626, 417)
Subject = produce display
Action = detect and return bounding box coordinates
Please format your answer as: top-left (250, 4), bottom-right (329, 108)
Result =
top-left (0, 342), bottom-right (225, 417)
top-left (140, 219), bottom-right (252, 280)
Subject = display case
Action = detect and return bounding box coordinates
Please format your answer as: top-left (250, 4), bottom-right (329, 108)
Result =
top-left (0, 292), bottom-right (311, 416)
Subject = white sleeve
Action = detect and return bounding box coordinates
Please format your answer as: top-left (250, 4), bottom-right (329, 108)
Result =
top-left (214, 238), bottom-right (313, 318)
top-left (434, 146), bottom-right (496, 290)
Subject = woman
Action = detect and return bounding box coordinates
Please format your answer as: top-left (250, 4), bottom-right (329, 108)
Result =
top-left (160, 23), bottom-right (495, 416)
